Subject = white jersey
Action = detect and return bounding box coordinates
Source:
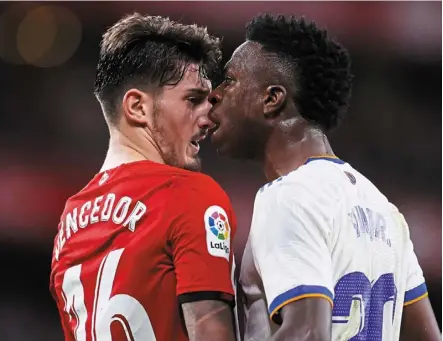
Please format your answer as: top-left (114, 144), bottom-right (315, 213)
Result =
top-left (240, 156), bottom-right (427, 341)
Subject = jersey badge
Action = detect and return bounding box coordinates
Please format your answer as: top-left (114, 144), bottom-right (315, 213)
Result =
top-left (204, 205), bottom-right (231, 261)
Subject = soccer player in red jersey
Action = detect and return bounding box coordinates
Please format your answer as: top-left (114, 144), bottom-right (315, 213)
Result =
top-left (50, 14), bottom-right (237, 341)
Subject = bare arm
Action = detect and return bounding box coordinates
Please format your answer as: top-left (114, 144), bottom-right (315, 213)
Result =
top-left (182, 300), bottom-right (237, 341)
top-left (400, 297), bottom-right (441, 341)
top-left (269, 298), bottom-right (332, 341)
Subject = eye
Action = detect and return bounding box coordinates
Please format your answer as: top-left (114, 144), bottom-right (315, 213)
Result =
top-left (187, 97), bottom-right (204, 105)
top-left (223, 76), bottom-right (234, 85)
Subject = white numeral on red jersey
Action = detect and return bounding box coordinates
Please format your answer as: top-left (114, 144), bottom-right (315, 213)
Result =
top-left (62, 264), bottom-right (88, 341)
top-left (61, 248), bottom-right (157, 341)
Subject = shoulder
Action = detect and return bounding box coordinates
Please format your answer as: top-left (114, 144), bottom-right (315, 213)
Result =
top-left (167, 172), bottom-right (234, 229)
top-left (253, 162), bottom-right (346, 222)
top-left (123, 162), bottom-right (229, 202)
top-left (256, 165), bottom-right (331, 203)
top-left (168, 172), bottom-right (236, 240)
top-left (172, 171), bottom-right (230, 201)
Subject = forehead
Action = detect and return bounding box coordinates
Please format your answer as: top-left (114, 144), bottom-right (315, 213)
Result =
top-left (225, 41), bottom-right (263, 74)
top-left (167, 63), bottom-right (212, 93)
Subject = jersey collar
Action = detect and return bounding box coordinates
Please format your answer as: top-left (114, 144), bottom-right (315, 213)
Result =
top-left (303, 155), bottom-right (345, 165)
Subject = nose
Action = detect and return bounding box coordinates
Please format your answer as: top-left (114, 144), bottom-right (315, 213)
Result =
top-left (198, 114), bottom-right (216, 130)
top-left (198, 102), bottom-right (216, 130)
top-left (208, 89), bottom-right (221, 106)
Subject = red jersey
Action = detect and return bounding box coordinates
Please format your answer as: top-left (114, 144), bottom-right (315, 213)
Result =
top-left (50, 161), bottom-right (237, 341)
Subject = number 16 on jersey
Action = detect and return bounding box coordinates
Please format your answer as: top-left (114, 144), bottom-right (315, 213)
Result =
top-left (61, 248), bottom-right (157, 341)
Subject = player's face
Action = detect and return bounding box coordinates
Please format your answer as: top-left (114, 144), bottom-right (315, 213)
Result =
top-left (151, 64), bottom-right (214, 171)
top-left (208, 42), bottom-right (269, 160)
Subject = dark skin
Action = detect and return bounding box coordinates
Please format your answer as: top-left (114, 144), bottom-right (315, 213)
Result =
top-left (209, 41), bottom-right (334, 182)
top-left (208, 41), bottom-right (441, 341)
top-left (209, 40), bottom-right (334, 341)
top-left (270, 299), bottom-right (332, 341)
top-left (400, 298), bottom-right (441, 341)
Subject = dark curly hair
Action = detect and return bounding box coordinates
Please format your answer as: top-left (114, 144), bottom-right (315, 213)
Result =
top-left (94, 13), bottom-right (222, 124)
top-left (246, 14), bottom-right (353, 131)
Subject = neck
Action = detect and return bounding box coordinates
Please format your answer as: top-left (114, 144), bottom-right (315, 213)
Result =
top-left (100, 126), bottom-right (164, 173)
top-left (263, 120), bottom-right (334, 181)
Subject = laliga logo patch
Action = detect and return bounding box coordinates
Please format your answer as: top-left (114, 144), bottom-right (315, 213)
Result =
top-left (204, 205), bottom-right (231, 261)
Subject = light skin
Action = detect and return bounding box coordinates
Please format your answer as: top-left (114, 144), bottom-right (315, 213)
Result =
top-left (101, 63), bottom-right (214, 173)
top-left (99, 63), bottom-right (236, 341)
top-left (208, 41), bottom-right (441, 341)
top-left (182, 300), bottom-right (237, 341)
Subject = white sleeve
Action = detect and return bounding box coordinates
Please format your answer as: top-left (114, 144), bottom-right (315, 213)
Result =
top-left (251, 182), bottom-right (334, 324)
top-left (403, 237), bottom-right (428, 306)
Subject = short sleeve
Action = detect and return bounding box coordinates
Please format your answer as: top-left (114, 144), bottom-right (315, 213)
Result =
top-left (251, 183), bottom-right (334, 324)
top-left (169, 175), bottom-right (236, 306)
top-left (403, 237), bottom-right (428, 306)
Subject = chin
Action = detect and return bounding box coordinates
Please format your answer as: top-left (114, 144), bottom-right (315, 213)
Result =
top-left (228, 149), bottom-right (258, 160)
top-left (215, 144), bottom-right (235, 158)
top-left (211, 132), bottom-right (233, 157)
top-left (212, 126), bottom-right (261, 160)
top-left (183, 157), bottom-right (202, 172)
top-left (214, 137), bottom-right (256, 160)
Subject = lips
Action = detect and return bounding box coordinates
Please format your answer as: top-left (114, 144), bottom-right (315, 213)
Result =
top-left (209, 117), bottom-right (220, 136)
top-left (189, 133), bottom-right (207, 153)
top-left (208, 110), bottom-right (226, 149)
top-left (189, 140), bottom-right (200, 153)
top-left (191, 133), bottom-right (207, 144)
top-left (210, 124), bottom-right (223, 146)
top-left (211, 125), bottom-right (220, 138)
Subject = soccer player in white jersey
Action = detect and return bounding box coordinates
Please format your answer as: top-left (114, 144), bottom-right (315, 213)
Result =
top-left (207, 13), bottom-right (440, 341)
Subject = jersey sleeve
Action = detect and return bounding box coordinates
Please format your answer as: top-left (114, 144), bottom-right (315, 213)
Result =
top-left (251, 181), bottom-right (334, 324)
top-left (403, 237), bottom-right (428, 306)
top-left (169, 174), bottom-right (237, 306)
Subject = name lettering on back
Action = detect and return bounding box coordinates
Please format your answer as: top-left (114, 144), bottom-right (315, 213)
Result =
top-left (54, 193), bottom-right (147, 260)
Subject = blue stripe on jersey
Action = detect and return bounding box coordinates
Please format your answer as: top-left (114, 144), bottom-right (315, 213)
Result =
top-left (404, 282), bottom-right (428, 304)
top-left (269, 285), bottom-right (334, 321)
top-left (304, 156), bottom-right (346, 165)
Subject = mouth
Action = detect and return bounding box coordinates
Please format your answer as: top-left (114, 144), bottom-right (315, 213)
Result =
top-left (210, 123), bottom-right (220, 136)
top-left (189, 140), bottom-right (200, 153)
top-left (189, 134), bottom-right (207, 153)
top-left (209, 123), bottom-right (222, 143)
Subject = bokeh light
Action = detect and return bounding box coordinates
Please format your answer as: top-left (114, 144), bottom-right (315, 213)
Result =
top-left (0, 2), bottom-right (440, 339)
top-left (17, 5), bottom-right (81, 67)
top-left (0, 4), bottom-right (81, 67)
top-left (0, 3), bottom-right (31, 65)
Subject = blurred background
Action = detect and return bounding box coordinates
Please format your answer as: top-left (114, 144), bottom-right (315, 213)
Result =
top-left (0, 1), bottom-right (441, 339)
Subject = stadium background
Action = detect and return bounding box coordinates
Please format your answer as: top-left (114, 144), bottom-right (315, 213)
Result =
top-left (0, 1), bottom-right (441, 339)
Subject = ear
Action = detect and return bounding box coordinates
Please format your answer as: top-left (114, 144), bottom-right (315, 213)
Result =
top-left (263, 85), bottom-right (287, 119)
top-left (121, 88), bottom-right (154, 126)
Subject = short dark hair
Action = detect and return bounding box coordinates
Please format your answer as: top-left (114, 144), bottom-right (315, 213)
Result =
top-left (246, 14), bottom-right (353, 131)
top-left (94, 13), bottom-right (222, 123)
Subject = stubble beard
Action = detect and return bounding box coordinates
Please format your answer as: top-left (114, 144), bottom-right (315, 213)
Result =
top-left (152, 105), bottom-right (201, 172)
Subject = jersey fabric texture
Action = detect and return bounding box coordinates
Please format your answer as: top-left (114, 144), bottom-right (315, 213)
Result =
top-left (50, 160), bottom-right (237, 341)
top-left (240, 156), bottom-right (427, 341)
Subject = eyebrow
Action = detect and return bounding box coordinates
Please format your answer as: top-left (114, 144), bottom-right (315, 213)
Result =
top-left (185, 88), bottom-right (211, 96)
